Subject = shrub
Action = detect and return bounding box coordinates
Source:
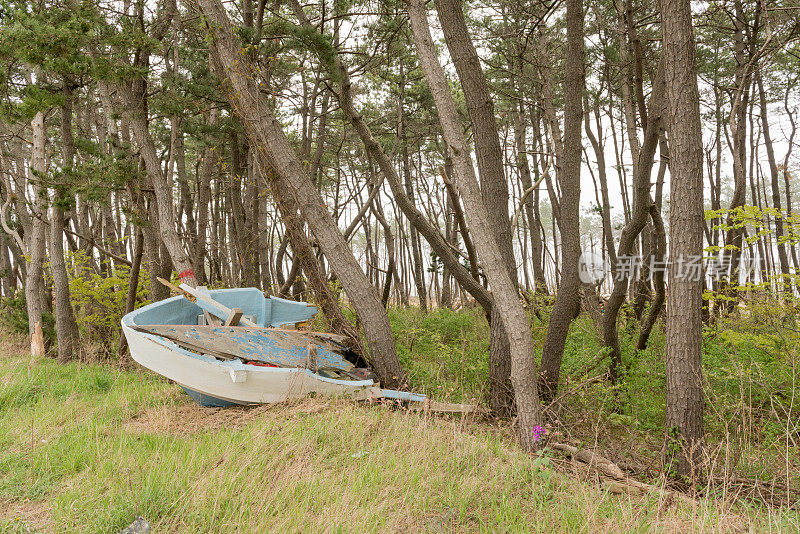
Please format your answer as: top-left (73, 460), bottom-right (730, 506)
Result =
top-left (0, 291), bottom-right (56, 349)
top-left (62, 250), bottom-right (150, 355)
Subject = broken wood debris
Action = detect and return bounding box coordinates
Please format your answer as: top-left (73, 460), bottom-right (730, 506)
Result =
top-left (548, 442), bottom-right (697, 505)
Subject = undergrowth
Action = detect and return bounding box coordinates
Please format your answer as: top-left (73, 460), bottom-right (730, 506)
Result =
top-left (393, 300), bottom-right (799, 511)
top-left (0, 328), bottom-right (796, 532)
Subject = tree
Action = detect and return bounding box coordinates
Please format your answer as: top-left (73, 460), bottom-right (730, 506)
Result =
top-left (661, 0), bottom-right (705, 481)
top-left (433, 0), bottom-right (519, 415)
top-left (406, 0), bottom-right (544, 449)
top-left (538, 0), bottom-right (585, 402)
top-left (51, 83), bottom-right (83, 362)
top-left (25, 110), bottom-right (48, 357)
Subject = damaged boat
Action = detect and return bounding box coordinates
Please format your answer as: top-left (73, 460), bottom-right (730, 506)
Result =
top-left (121, 281), bottom-right (477, 413)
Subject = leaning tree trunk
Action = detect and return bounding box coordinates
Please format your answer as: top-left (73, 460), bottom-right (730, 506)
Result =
top-left (407, 0), bottom-right (544, 449)
top-left (120, 85), bottom-right (199, 289)
top-left (196, 0), bottom-right (406, 388)
top-left (538, 0), bottom-right (585, 403)
top-left (268, 165), bottom-right (367, 357)
top-left (433, 0), bottom-right (518, 415)
top-left (661, 0), bottom-right (705, 481)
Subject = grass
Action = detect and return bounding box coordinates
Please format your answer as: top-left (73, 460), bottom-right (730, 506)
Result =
top-left (388, 303), bottom-right (799, 496)
top-left (0, 303), bottom-right (798, 532)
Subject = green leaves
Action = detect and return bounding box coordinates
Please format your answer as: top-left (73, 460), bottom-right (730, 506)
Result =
top-left (0, 2), bottom-right (94, 76)
top-left (264, 17), bottom-right (342, 85)
top-left (707, 205), bottom-right (800, 247)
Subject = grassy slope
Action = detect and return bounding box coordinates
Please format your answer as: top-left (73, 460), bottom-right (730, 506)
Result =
top-left (0, 321), bottom-right (796, 532)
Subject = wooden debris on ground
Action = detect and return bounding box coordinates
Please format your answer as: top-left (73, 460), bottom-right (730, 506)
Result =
top-left (549, 442), bottom-right (697, 506)
top-left (351, 386), bottom-right (485, 415)
top-left (407, 399), bottom-right (488, 415)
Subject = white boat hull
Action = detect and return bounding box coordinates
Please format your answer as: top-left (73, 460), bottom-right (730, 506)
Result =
top-left (122, 324), bottom-right (375, 406)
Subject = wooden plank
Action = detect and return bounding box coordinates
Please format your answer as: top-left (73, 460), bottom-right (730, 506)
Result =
top-left (267, 327), bottom-right (349, 346)
top-left (133, 325), bottom-right (355, 370)
top-left (168, 338), bottom-right (236, 361)
top-left (178, 283), bottom-right (259, 327)
top-left (158, 277), bottom-right (195, 301)
top-left (306, 343), bottom-right (318, 371)
top-left (224, 308), bottom-right (243, 326)
top-left (204, 310), bottom-right (222, 326)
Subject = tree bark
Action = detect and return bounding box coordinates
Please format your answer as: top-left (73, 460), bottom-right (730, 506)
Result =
top-left (26, 111), bottom-right (48, 357)
top-left (661, 0), bottom-right (705, 480)
top-left (538, 0), bottom-right (585, 402)
top-left (636, 203), bottom-right (666, 351)
top-left (0, 232), bottom-right (11, 297)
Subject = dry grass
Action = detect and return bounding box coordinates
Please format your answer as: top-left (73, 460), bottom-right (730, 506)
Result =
top-left (0, 331), bottom-right (797, 533)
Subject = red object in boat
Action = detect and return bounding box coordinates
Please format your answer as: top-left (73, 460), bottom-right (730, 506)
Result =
top-left (245, 361), bottom-right (279, 367)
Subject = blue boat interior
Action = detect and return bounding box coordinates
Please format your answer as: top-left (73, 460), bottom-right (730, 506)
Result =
top-left (123, 288), bottom-right (318, 328)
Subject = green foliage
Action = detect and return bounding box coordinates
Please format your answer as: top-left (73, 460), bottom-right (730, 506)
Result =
top-left (59, 250), bottom-right (150, 353)
top-left (262, 17), bottom-right (342, 85)
top-left (0, 291), bottom-right (55, 348)
top-left (389, 306), bottom-right (489, 403)
top-left (0, 0), bottom-right (101, 121)
top-left (707, 205), bottom-right (800, 249)
top-left (0, 291), bottom-right (30, 336)
top-left (704, 205), bottom-right (800, 299)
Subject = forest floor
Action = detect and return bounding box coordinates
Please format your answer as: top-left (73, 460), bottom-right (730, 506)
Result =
top-left (0, 304), bottom-right (798, 532)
